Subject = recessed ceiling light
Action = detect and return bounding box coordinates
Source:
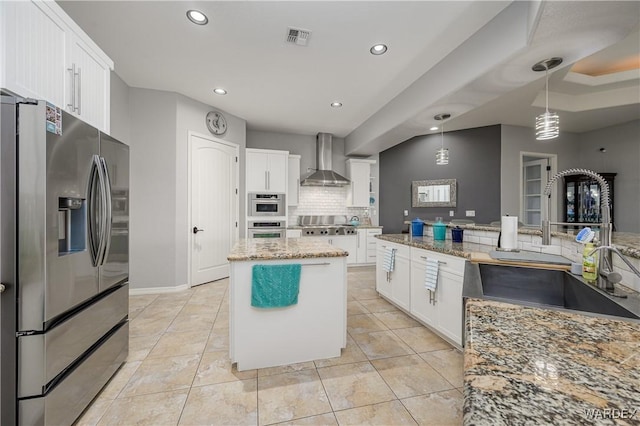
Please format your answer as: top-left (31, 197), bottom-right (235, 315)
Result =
top-left (213, 88), bottom-right (227, 95)
top-left (187, 10), bottom-right (208, 25)
top-left (430, 126), bottom-right (438, 131)
top-left (331, 102), bottom-right (342, 108)
top-left (370, 44), bottom-right (388, 55)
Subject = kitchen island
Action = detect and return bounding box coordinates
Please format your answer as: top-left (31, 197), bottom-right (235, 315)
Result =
top-left (227, 238), bottom-right (348, 371)
top-left (464, 298), bottom-right (640, 425)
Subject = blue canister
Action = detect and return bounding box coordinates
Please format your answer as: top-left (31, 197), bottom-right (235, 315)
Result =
top-left (452, 226), bottom-right (464, 243)
top-left (411, 218), bottom-right (424, 237)
top-left (433, 218), bottom-right (447, 241)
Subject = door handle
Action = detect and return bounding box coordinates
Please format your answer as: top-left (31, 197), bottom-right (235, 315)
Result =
top-left (193, 227), bottom-right (205, 234)
top-left (0, 283), bottom-right (5, 293)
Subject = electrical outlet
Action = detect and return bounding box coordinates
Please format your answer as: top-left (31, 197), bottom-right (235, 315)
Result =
top-left (403, 210), bottom-right (409, 217)
top-left (466, 210), bottom-right (476, 217)
top-left (449, 210), bottom-right (454, 217)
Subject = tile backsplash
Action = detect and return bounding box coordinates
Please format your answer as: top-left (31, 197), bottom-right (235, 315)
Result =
top-left (289, 186), bottom-right (372, 225)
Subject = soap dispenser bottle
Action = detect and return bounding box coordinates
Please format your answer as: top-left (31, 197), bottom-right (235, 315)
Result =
top-left (582, 242), bottom-right (598, 283)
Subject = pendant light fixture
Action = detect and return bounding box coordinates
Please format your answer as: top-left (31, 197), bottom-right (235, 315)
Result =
top-left (434, 113), bottom-right (451, 165)
top-left (532, 57), bottom-right (563, 140)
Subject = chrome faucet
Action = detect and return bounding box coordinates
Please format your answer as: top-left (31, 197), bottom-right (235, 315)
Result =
top-left (588, 245), bottom-right (640, 294)
top-left (542, 169), bottom-right (613, 289)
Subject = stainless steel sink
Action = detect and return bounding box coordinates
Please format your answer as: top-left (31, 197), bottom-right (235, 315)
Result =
top-left (467, 263), bottom-right (639, 320)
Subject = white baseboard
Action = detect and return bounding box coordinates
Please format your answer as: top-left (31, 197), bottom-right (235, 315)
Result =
top-left (129, 284), bottom-right (190, 296)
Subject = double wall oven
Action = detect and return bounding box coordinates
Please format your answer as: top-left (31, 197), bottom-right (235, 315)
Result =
top-left (248, 193), bottom-right (286, 238)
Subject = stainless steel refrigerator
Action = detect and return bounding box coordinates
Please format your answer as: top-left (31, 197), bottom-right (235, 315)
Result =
top-left (1, 94), bottom-right (129, 425)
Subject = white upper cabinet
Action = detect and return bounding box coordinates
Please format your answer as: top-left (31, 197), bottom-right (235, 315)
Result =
top-left (346, 159), bottom-right (375, 207)
top-left (287, 154), bottom-right (301, 206)
top-left (1, 0), bottom-right (113, 132)
top-left (246, 148), bottom-right (288, 193)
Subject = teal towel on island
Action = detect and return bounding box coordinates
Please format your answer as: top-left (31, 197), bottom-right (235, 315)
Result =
top-left (251, 264), bottom-right (301, 308)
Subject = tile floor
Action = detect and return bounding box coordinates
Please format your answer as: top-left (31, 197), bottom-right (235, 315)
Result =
top-left (76, 266), bottom-right (463, 425)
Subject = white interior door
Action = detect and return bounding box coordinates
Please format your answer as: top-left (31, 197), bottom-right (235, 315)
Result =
top-left (190, 133), bottom-right (238, 285)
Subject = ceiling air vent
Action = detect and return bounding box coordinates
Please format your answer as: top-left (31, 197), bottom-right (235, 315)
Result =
top-left (286, 27), bottom-right (311, 46)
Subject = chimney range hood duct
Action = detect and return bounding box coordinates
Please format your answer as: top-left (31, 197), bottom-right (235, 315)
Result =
top-left (300, 133), bottom-right (350, 187)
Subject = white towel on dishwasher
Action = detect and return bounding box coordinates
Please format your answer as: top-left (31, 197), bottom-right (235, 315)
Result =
top-left (382, 247), bottom-right (396, 273)
top-left (424, 258), bottom-right (439, 292)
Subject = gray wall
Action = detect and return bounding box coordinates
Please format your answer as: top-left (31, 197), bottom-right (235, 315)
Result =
top-left (109, 71), bottom-right (130, 145)
top-left (577, 120), bottom-right (639, 232)
top-left (110, 74), bottom-right (247, 290)
top-left (500, 125), bottom-right (579, 224)
top-left (501, 122), bottom-right (639, 233)
top-left (379, 125), bottom-right (501, 233)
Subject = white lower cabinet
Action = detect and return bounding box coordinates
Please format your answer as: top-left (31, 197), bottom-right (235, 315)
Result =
top-left (376, 241), bottom-right (464, 347)
top-left (357, 228), bottom-right (382, 264)
top-left (375, 241), bottom-right (411, 311)
top-left (315, 236), bottom-right (357, 265)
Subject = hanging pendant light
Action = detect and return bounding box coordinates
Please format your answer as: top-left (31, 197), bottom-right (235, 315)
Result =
top-left (434, 113), bottom-right (451, 165)
top-left (532, 57), bottom-right (562, 141)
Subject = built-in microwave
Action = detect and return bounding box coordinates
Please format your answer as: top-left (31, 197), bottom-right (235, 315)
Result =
top-left (247, 220), bottom-right (286, 238)
top-left (249, 193), bottom-right (285, 217)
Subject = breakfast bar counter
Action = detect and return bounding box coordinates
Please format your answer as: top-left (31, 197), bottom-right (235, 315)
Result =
top-left (227, 238), bottom-right (348, 371)
top-left (464, 298), bottom-right (640, 425)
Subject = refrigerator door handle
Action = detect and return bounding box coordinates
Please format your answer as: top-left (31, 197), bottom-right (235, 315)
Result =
top-left (87, 155), bottom-right (102, 267)
top-left (99, 157), bottom-right (112, 266)
top-left (94, 156), bottom-right (109, 267)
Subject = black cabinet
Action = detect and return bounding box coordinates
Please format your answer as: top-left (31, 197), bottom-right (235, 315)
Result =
top-left (564, 173), bottom-right (616, 228)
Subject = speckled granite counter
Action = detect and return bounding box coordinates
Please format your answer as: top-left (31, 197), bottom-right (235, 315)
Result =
top-left (375, 234), bottom-right (492, 258)
top-left (464, 299), bottom-right (640, 425)
top-left (228, 237), bottom-right (348, 261)
top-left (287, 225), bottom-right (383, 230)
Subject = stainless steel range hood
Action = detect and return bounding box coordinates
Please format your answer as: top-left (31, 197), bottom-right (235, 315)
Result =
top-left (300, 133), bottom-right (350, 187)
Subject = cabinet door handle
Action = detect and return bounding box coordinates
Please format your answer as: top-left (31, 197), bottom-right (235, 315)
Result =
top-left (265, 171), bottom-right (268, 190)
top-left (76, 67), bottom-right (82, 115)
top-left (268, 171), bottom-right (271, 190)
top-left (0, 283), bottom-right (5, 293)
top-left (67, 64), bottom-right (76, 111)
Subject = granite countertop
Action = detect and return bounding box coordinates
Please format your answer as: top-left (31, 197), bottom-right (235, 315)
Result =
top-left (375, 234), bottom-right (493, 259)
top-left (464, 298), bottom-right (640, 425)
top-left (398, 224), bottom-right (640, 259)
top-left (228, 237), bottom-right (348, 261)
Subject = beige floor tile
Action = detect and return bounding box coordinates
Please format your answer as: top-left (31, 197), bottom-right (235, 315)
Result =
top-left (347, 313), bottom-right (388, 335)
top-left (314, 335), bottom-right (368, 368)
top-left (348, 287), bottom-right (380, 301)
top-left (317, 361), bottom-right (396, 411)
top-left (258, 361), bottom-right (316, 377)
top-left (358, 298), bottom-right (399, 313)
top-left (128, 316), bottom-right (175, 337)
top-left (204, 327), bottom-right (229, 352)
top-left (75, 398), bottom-right (113, 426)
top-left (127, 333), bottom-right (162, 361)
top-left (154, 291), bottom-right (194, 305)
top-left (371, 355), bottom-right (454, 398)
top-left (179, 379), bottom-right (257, 425)
top-left (392, 326), bottom-right (452, 353)
top-left (98, 361), bottom-right (142, 400)
top-left (351, 331), bottom-right (414, 360)
top-left (193, 350), bottom-right (256, 387)
top-left (334, 400), bottom-right (418, 426)
top-left (213, 309), bottom-right (229, 329)
top-left (258, 369), bottom-right (332, 425)
top-left (180, 302), bottom-right (219, 318)
top-left (273, 412), bottom-right (338, 425)
top-left (167, 312), bottom-right (215, 333)
top-left (96, 389), bottom-right (188, 426)
top-left (347, 301), bottom-right (369, 316)
top-left (418, 349), bottom-right (464, 388)
top-left (139, 303), bottom-right (185, 320)
top-left (373, 311), bottom-right (420, 329)
top-left (128, 294), bottom-right (158, 312)
top-left (400, 389), bottom-right (463, 426)
top-left (120, 354), bottom-right (200, 397)
top-left (147, 329), bottom-right (209, 358)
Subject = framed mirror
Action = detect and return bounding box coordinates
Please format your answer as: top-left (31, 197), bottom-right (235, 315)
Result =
top-left (412, 179), bottom-right (457, 207)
